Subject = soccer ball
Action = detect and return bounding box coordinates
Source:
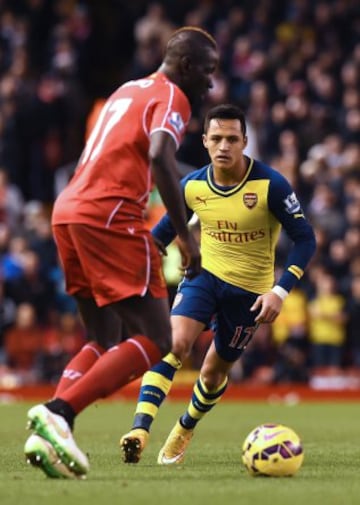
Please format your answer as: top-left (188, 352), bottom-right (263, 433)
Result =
top-left (242, 423), bottom-right (304, 477)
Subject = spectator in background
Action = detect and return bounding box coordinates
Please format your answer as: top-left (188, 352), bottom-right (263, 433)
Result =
top-left (346, 275), bottom-right (360, 372)
top-left (126, 2), bottom-right (175, 81)
top-left (5, 249), bottom-right (55, 323)
top-left (4, 302), bottom-right (44, 383)
top-left (308, 271), bottom-right (347, 375)
top-left (26, 209), bottom-right (58, 278)
top-left (37, 312), bottom-right (85, 384)
top-left (325, 239), bottom-right (350, 293)
top-left (1, 233), bottom-right (28, 281)
top-left (272, 287), bottom-right (309, 383)
top-left (0, 276), bottom-right (16, 362)
top-left (307, 183), bottom-right (346, 241)
top-left (0, 167), bottom-right (24, 232)
top-left (344, 226), bottom-right (360, 260)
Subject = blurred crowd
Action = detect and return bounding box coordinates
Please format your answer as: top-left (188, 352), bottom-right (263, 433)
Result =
top-left (0, 0), bottom-right (360, 388)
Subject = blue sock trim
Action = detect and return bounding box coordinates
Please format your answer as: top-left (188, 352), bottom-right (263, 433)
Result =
top-left (133, 413), bottom-right (152, 431)
top-left (151, 361), bottom-right (177, 380)
top-left (196, 378), bottom-right (228, 400)
top-left (191, 395), bottom-right (214, 413)
top-left (180, 413), bottom-right (197, 430)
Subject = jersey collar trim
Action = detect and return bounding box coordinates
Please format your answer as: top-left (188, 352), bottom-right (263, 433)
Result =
top-left (206, 157), bottom-right (254, 196)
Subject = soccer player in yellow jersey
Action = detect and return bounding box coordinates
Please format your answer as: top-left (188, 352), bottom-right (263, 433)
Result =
top-left (120, 103), bottom-right (316, 464)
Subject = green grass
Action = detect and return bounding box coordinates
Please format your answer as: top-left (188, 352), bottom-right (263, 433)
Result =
top-left (1, 400), bottom-right (360, 505)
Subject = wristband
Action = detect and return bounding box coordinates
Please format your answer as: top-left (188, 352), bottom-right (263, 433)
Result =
top-left (271, 285), bottom-right (289, 301)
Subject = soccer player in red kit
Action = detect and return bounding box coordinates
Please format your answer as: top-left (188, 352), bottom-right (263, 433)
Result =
top-left (24, 26), bottom-right (219, 479)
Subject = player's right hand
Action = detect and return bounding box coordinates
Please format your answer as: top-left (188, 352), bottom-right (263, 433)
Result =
top-left (250, 291), bottom-right (283, 323)
top-left (152, 236), bottom-right (167, 256)
top-left (177, 232), bottom-right (201, 279)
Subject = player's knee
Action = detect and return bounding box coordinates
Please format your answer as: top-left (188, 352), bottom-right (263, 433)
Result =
top-left (200, 371), bottom-right (227, 391)
top-left (156, 335), bottom-right (172, 357)
top-left (171, 338), bottom-right (193, 362)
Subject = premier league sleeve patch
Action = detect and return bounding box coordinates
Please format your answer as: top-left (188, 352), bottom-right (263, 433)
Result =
top-left (168, 111), bottom-right (185, 133)
top-left (283, 192), bottom-right (301, 214)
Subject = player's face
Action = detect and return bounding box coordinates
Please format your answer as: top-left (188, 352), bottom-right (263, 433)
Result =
top-left (203, 118), bottom-right (247, 172)
top-left (182, 47), bottom-right (219, 105)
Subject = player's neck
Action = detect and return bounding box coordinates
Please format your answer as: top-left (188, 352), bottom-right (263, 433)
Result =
top-left (212, 156), bottom-right (249, 186)
top-left (157, 63), bottom-right (176, 83)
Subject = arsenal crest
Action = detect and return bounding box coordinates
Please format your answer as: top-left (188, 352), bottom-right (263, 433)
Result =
top-left (243, 192), bottom-right (258, 209)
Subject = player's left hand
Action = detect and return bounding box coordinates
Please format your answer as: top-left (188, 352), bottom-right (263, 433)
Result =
top-left (250, 291), bottom-right (283, 323)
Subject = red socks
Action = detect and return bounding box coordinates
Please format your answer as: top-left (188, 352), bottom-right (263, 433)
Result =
top-left (54, 342), bottom-right (105, 396)
top-left (58, 335), bottom-right (162, 414)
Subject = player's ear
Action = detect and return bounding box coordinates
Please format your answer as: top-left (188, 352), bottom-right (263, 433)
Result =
top-left (202, 133), bottom-right (208, 148)
top-left (180, 55), bottom-right (192, 74)
top-left (243, 135), bottom-right (248, 147)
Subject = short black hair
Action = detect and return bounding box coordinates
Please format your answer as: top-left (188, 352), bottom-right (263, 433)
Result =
top-left (167, 26), bottom-right (216, 50)
top-left (165, 26), bottom-right (217, 62)
top-left (204, 104), bottom-right (247, 136)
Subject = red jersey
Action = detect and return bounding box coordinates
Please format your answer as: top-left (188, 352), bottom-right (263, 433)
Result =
top-left (52, 72), bottom-right (191, 228)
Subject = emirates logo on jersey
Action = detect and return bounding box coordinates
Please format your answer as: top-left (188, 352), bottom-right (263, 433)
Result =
top-left (168, 111), bottom-right (185, 133)
top-left (243, 192), bottom-right (258, 209)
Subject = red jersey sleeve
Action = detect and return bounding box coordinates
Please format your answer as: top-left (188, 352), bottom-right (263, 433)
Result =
top-left (148, 80), bottom-right (191, 149)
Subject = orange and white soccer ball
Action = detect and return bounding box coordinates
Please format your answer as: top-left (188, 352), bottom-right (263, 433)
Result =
top-left (242, 423), bottom-right (304, 477)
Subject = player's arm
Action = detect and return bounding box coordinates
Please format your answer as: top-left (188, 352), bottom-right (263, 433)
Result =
top-left (267, 175), bottom-right (316, 295)
top-left (149, 131), bottom-right (200, 277)
top-left (152, 172), bottom-right (194, 247)
top-left (251, 173), bottom-right (316, 323)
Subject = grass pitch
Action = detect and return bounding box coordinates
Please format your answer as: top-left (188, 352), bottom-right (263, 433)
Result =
top-left (1, 400), bottom-right (360, 505)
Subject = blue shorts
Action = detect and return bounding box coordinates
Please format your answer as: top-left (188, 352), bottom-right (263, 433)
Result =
top-left (171, 269), bottom-right (260, 362)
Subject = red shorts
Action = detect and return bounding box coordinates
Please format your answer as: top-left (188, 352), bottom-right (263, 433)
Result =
top-left (52, 223), bottom-right (167, 307)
